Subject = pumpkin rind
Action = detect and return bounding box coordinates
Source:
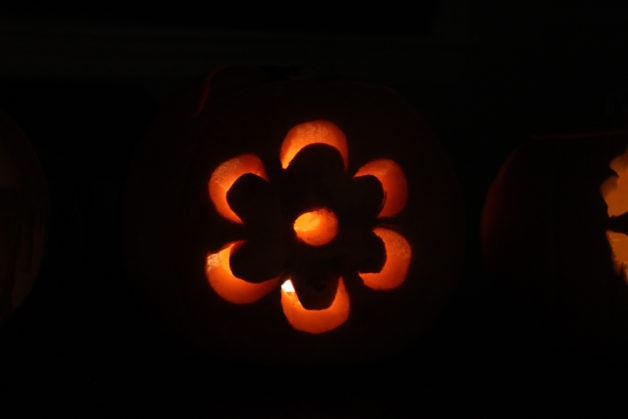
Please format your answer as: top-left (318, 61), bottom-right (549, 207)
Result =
top-left (481, 132), bottom-right (628, 344)
top-left (0, 112), bottom-right (49, 324)
top-left (124, 70), bottom-right (465, 364)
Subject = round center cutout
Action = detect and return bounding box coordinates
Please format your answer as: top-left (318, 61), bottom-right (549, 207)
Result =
top-left (293, 207), bottom-right (338, 246)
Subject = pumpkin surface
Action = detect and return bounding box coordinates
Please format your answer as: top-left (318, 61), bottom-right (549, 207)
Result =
top-left (481, 131), bottom-right (628, 344)
top-left (125, 70), bottom-right (465, 364)
top-left (0, 111), bottom-right (49, 324)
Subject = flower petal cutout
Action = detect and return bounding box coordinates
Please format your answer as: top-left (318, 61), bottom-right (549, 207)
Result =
top-left (209, 154), bottom-right (269, 224)
top-left (359, 227), bottom-right (411, 290)
top-left (229, 237), bottom-right (286, 283)
top-left (227, 173), bottom-right (280, 226)
top-left (279, 120), bottom-right (349, 171)
top-left (354, 159), bottom-right (407, 218)
top-left (347, 174), bottom-right (385, 224)
top-left (280, 277), bottom-right (350, 334)
top-left (206, 240), bottom-right (279, 304)
top-left (350, 228), bottom-right (386, 275)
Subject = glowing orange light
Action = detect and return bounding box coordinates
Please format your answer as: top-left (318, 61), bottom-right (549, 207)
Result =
top-left (208, 154), bottom-right (269, 224)
top-left (206, 241), bottom-right (279, 304)
top-left (205, 120), bottom-right (412, 333)
top-left (279, 120), bottom-right (349, 170)
top-left (280, 278), bottom-right (350, 334)
top-left (605, 231), bottom-right (628, 283)
top-left (602, 148), bottom-right (628, 285)
top-left (354, 159), bottom-right (408, 218)
top-left (601, 148), bottom-right (628, 218)
top-left (293, 207), bottom-right (338, 246)
top-left (359, 227), bottom-right (411, 290)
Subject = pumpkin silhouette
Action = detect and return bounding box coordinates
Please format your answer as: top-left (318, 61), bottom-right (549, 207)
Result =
top-left (0, 111), bottom-right (49, 324)
top-left (481, 131), bottom-right (628, 345)
top-left (124, 68), bottom-right (465, 364)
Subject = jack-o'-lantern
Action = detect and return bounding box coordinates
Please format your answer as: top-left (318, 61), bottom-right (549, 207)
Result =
top-left (481, 131), bottom-right (628, 344)
top-left (124, 69), bottom-right (465, 364)
top-left (0, 111), bottom-right (49, 324)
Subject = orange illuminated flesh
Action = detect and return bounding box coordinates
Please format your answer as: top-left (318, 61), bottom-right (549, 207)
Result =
top-left (359, 227), bottom-right (411, 290)
top-left (280, 120), bottom-right (349, 170)
top-left (605, 231), bottom-right (628, 284)
top-left (280, 278), bottom-right (350, 334)
top-left (601, 148), bottom-right (628, 218)
top-left (354, 159), bottom-right (408, 218)
top-left (293, 207), bottom-right (338, 246)
top-left (601, 148), bottom-right (628, 285)
top-left (208, 154), bottom-right (269, 224)
top-left (206, 241), bottom-right (279, 304)
top-left (207, 120), bottom-right (413, 331)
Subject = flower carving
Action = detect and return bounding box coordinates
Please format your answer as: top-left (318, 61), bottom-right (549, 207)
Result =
top-left (205, 120), bottom-right (412, 334)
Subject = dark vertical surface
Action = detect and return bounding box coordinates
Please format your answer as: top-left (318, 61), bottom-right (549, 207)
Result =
top-left (1, 4), bottom-right (627, 416)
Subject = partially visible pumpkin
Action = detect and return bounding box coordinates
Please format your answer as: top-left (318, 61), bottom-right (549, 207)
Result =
top-left (124, 68), bottom-right (465, 365)
top-left (481, 131), bottom-right (628, 344)
top-left (0, 111), bottom-right (49, 324)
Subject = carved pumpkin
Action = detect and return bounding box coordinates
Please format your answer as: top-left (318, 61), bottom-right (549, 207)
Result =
top-left (481, 131), bottom-right (628, 344)
top-left (125, 69), bottom-right (465, 364)
top-left (0, 111), bottom-right (49, 324)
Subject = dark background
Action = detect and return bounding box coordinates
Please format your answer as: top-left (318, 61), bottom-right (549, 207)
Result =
top-left (1, 3), bottom-right (628, 415)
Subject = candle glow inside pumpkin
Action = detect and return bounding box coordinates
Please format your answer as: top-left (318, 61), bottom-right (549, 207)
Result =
top-left (205, 120), bottom-right (411, 334)
top-left (293, 208), bottom-right (338, 246)
top-left (205, 241), bottom-right (279, 304)
top-left (280, 278), bottom-right (350, 334)
top-left (601, 148), bottom-right (628, 285)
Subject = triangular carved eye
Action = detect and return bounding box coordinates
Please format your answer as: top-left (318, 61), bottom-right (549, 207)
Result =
top-left (601, 147), bottom-right (628, 283)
